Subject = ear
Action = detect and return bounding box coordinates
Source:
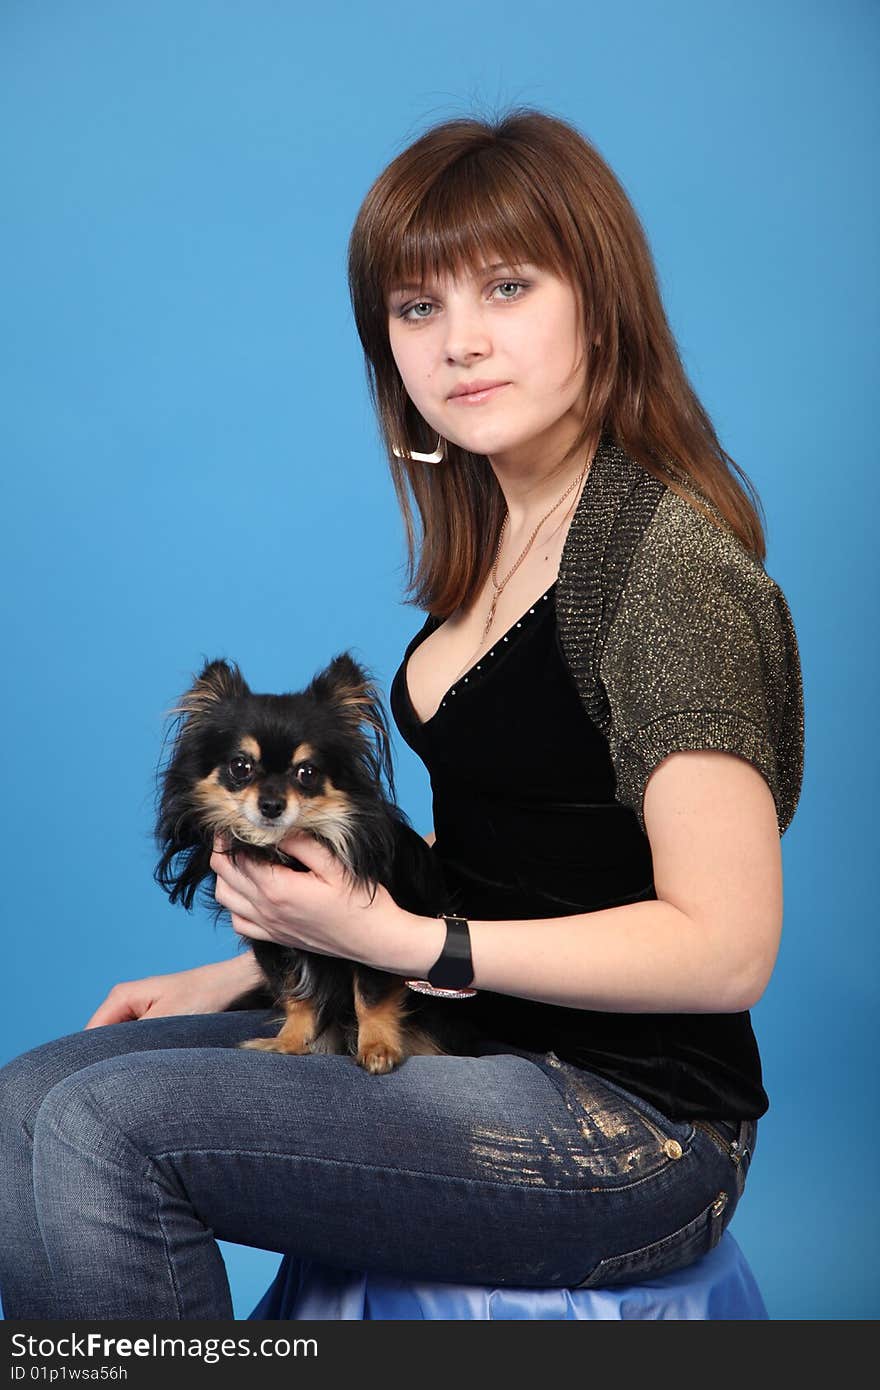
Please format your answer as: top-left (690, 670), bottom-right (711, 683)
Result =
top-left (308, 652), bottom-right (396, 800)
top-left (171, 658), bottom-right (250, 720)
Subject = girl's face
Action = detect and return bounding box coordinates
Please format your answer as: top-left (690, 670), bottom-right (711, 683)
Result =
top-left (386, 258), bottom-right (587, 469)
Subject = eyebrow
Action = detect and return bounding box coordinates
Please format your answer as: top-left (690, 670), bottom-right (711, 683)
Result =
top-left (387, 261), bottom-right (523, 296)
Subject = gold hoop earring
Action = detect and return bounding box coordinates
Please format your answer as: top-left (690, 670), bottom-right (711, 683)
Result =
top-left (391, 434), bottom-right (446, 464)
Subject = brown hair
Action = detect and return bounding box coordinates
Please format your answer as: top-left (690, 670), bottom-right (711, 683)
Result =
top-left (347, 107), bottom-right (768, 617)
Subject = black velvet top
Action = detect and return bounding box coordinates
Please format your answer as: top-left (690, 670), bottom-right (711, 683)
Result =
top-left (387, 436), bottom-right (805, 1122)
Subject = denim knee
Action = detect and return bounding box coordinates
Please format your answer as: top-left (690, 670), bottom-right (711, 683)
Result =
top-left (30, 1061), bottom-right (159, 1279)
top-left (0, 1043), bottom-right (59, 1151)
top-left (32, 1059), bottom-right (153, 1177)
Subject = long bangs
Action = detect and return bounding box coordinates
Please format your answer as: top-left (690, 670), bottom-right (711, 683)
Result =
top-left (368, 146), bottom-right (573, 315)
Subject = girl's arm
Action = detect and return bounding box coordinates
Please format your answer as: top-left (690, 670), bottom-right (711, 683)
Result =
top-left (85, 951), bottom-right (267, 1028)
top-left (373, 749), bottom-right (783, 1015)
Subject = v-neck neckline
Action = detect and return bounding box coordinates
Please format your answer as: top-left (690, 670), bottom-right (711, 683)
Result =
top-left (399, 430), bottom-right (647, 732)
top-left (402, 582), bottom-right (557, 730)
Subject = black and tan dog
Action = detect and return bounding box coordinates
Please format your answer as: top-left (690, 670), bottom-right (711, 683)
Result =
top-left (155, 655), bottom-right (468, 1072)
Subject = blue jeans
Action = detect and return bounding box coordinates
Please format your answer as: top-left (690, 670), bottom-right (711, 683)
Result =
top-left (0, 1009), bottom-right (756, 1319)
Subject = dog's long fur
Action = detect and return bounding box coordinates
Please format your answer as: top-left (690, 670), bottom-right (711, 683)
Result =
top-left (155, 655), bottom-right (474, 1072)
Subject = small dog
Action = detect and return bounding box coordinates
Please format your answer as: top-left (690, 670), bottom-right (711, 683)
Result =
top-left (155, 655), bottom-right (470, 1072)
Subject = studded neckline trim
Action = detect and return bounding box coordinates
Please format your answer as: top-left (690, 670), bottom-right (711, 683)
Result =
top-left (400, 433), bottom-right (638, 734)
top-left (403, 583), bottom-right (557, 730)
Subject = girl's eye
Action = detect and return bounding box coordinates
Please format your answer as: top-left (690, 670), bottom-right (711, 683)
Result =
top-left (493, 280), bottom-right (527, 300)
top-left (399, 300), bottom-right (434, 321)
top-left (228, 755), bottom-right (253, 782)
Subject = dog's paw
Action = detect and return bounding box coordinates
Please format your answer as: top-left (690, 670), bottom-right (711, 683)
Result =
top-left (357, 1041), bottom-right (404, 1074)
top-left (238, 1036), bottom-right (312, 1055)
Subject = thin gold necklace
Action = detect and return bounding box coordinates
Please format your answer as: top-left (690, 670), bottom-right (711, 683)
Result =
top-left (482, 457), bottom-right (590, 640)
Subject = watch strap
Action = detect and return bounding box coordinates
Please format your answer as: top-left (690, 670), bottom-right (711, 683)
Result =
top-left (427, 914), bottom-right (474, 990)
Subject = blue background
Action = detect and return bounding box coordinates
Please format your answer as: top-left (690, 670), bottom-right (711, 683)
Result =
top-left (1, 0), bottom-right (877, 1321)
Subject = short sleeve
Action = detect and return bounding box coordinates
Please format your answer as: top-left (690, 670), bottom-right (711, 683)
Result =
top-left (598, 491), bottom-right (805, 838)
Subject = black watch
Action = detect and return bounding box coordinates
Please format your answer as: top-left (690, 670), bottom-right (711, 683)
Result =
top-left (427, 914), bottom-right (474, 990)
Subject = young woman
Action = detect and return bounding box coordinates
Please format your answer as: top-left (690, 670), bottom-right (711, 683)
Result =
top-left (0, 108), bottom-right (803, 1319)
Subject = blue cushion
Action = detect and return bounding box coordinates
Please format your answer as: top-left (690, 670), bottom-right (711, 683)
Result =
top-left (248, 1231), bottom-right (767, 1321)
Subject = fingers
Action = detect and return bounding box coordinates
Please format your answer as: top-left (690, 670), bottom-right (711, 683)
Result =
top-left (213, 864), bottom-right (264, 921)
top-left (212, 850), bottom-right (285, 943)
top-left (84, 1001), bottom-right (129, 1030)
top-left (229, 912), bottom-right (273, 943)
top-left (211, 831), bottom-right (338, 893)
top-left (276, 829), bottom-right (338, 878)
top-left (84, 986), bottom-right (141, 1030)
top-left (209, 834), bottom-right (332, 953)
top-left (211, 843), bottom-right (299, 897)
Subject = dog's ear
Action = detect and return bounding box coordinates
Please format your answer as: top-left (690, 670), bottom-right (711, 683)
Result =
top-left (171, 658), bottom-right (250, 720)
top-left (308, 652), bottom-right (396, 800)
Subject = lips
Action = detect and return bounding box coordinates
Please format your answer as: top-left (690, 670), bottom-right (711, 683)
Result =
top-left (447, 380), bottom-right (509, 403)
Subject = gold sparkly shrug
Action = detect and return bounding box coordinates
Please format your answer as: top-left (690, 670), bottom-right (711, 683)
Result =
top-left (556, 434), bottom-right (805, 838)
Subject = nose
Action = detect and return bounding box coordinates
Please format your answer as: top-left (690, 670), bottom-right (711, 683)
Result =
top-left (442, 300), bottom-right (491, 364)
top-left (258, 795), bottom-right (286, 820)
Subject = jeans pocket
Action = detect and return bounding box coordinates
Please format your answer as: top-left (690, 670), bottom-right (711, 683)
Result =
top-left (573, 1190), bottom-right (732, 1290)
top-left (584, 1070), bottom-right (696, 1148)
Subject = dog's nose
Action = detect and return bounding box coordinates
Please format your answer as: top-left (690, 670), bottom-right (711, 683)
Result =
top-left (258, 796), bottom-right (286, 820)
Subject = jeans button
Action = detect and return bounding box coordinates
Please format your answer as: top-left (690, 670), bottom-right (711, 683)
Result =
top-left (711, 1191), bottom-right (729, 1217)
top-left (664, 1139), bottom-right (683, 1160)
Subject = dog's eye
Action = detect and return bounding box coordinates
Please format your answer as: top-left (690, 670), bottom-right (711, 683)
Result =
top-left (228, 755), bottom-right (254, 783)
top-left (294, 763), bottom-right (319, 788)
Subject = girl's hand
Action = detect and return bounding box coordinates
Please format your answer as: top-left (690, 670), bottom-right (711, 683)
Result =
top-left (210, 831), bottom-right (413, 969)
top-left (84, 954), bottom-right (265, 1028)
